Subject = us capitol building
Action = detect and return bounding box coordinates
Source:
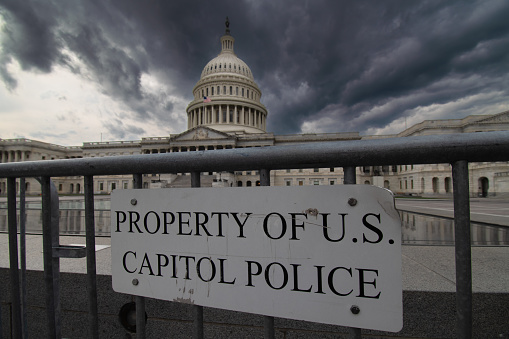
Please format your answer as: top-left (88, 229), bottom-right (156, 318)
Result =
top-left (1, 20), bottom-right (509, 198)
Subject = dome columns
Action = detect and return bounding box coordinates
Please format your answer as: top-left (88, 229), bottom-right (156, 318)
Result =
top-left (188, 104), bottom-right (266, 132)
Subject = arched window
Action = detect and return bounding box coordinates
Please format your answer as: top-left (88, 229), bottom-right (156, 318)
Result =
top-left (432, 177), bottom-right (439, 193)
top-left (237, 181), bottom-right (243, 187)
top-left (444, 177), bottom-right (451, 193)
top-left (246, 181), bottom-right (252, 187)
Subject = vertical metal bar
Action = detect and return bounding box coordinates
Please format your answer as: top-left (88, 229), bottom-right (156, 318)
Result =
top-left (452, 160), bottom-right (472, 339)
top-left (191, 171), bottom-right (201, 188)
top-left (193, 304), bottom-right (204, 339)
top-left (41, 177), bottom-right (57, 338)
top-left (7, 177), bottom-right (22, 338)
top-left (260, 169), bottom-right (270, 187)
top-left (20, 177), bottom-right (28, 338)
top-left (50, 180), bottom-right (62, 339)
top-left (260, 169), bottom-right (275, 339)
top-left (343, 166), bottom-right (356, 185)
top-left (84, 176), bottom-right (99, 339)
top-left (191, 171), bottom-right (204, 339)
top-left (343, 167), bottom-right (361, 338)
top-left (133, 173), bottom-right (146, 339)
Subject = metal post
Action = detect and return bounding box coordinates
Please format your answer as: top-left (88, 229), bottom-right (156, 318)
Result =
top-left (84, 176), bottom-right (99, 338)
top-left (41, 176), bottom-right (57, 338)
top-left (20, 177), bottom-right (28, 338)
top-left (343, 167), bottom-right (361, 339)
top-left (191, 171), bottom-right (204, 339)
top-left (452, 160), bottom-right (472, 339)
top-left (133, 173), bottom-right (146, 339)
top-left (343, 166), bottom-right (356, 185)
top-left (260, 169), bottom-right (275, 339)
top-left (7, 177), bottom-right (22, 338)
top-left (50, 179), bottom-right (62, 338)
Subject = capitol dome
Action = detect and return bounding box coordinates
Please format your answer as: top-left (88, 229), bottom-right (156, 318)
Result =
top-left (186, 18), bottom-right (268, 134)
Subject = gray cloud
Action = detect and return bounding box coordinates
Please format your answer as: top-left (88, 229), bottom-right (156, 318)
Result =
top-left (1, 0), bottom-right (508, 138)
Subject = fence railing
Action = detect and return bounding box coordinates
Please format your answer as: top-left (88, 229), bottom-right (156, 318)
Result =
top-left (1, 130), bottom-right (509, 338)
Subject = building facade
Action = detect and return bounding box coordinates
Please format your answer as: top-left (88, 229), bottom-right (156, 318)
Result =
top-left (1, 21), bottom-right (509, 198)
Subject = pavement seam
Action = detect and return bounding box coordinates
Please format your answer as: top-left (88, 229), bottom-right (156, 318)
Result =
top-left (402, 253), bottom-right (456, 286)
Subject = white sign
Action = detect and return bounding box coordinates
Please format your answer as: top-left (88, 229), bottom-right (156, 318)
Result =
top-left (111, 185), bottom-right (402, 332)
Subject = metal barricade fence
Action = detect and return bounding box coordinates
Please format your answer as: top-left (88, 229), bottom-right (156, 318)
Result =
top-left (1, 131), bottom-right (509, 338)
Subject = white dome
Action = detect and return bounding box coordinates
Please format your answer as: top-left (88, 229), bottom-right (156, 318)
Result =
top-left (186, 19), bottom-right (268, 134)
top-left (201, 53), bottom-right (254, 81)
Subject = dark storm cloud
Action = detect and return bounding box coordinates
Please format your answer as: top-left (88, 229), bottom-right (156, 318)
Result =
top-left (1, 0), bottom-right (509, 136)
top-left (103, 118), bottom-right (146, 140)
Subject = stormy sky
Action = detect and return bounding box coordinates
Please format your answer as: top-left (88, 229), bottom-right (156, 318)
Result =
top-left (1, 0), bottom-right (508, 145)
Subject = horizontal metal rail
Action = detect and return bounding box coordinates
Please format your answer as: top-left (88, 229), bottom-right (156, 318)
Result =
top-left (0, 131), bottom-right (509, 178)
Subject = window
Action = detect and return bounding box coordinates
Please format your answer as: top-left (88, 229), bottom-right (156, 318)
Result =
top-left (313, 180), bottom-right (320, 185)
top-left (286, 169), bottom-right (291, 173)
top-left (230, 86), bottom-right (232, 95)
top-left (314, 168), bottom-right (319, 172)
top-left (330, 168), bottom-right (334, 172)
top-left (330, 180), bottom-right (335, 185)
top-left (286, 181), bottom-right (291, 186)
top-left (298, 180), bottom-right (304, 186)
top-left (99, 182), bottom-right (104, 190)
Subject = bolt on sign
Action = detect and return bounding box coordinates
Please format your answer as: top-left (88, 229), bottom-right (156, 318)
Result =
top-left (111, 185), bottom-right (403, 332)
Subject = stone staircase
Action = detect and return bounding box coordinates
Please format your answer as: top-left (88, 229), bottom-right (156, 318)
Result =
top-left (166, 174), bottom-right (216, 188)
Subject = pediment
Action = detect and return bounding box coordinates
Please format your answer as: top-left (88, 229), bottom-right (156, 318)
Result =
top-left (170, 126), bottom-right (236, 142)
